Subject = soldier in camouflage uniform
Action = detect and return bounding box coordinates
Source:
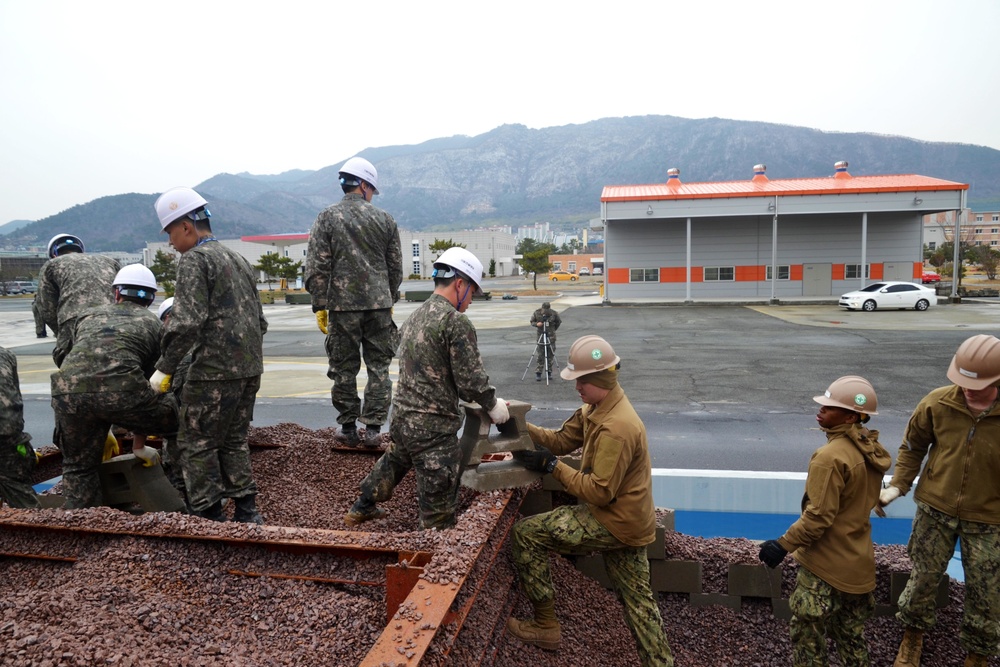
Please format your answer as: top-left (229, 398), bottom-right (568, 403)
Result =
top-left (151, 187), bottom-right (268, 524)
top-left (50, 265), bottom-right (175, 508)
top-left (344, 248), bottom-right (509, 529)
top-left (508, 335), bottom-right (674, 666)
top-left (759, 376), bottom-right (890, 667)
top-left (878, 335), bottom-right (1000, 667)
top-left (304, 157), bottom-right (403, 447)
top-left (36, 233), bottom-right (121, 367)
top-left (529, 302), bottom-right (561, 381)
top-left (0, 346), bottom-right (40, 508)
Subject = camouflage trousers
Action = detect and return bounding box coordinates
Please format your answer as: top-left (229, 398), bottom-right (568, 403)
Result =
top-left (52, 390), bottom-right (179, 508)
top-left (0, 437), bottom-right (39, 509)
top-left (511, 504), bottom-right (674, 667)
top-left (789, 566), bottom-right (874, 667)
top-left (359, 420), bottom-right (461, 529)
top-left (325, 309), bottom-right (398, 428)
top-left (897, 502), bottom-right (1000, 656)
top-left (534, 333), bottom-right (557, 374)
top-left (178, 377), bottom-right (260, 513)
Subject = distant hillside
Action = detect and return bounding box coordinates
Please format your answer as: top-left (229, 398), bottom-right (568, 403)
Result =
top-left (0, 219), bottom-right (36, 236)
top-left (6, 115), bottom-right (1000, 252)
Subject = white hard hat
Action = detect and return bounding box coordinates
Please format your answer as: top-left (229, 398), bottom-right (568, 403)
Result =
top-left (339, 157), bottom-right (379, 194)
top-left (155, 187), bottom-right (210, 230)
top-left (433, 247), bottom-right (484, 294)
top-left (114, 264), bottom-right (158, 290)
top-left (113, 264), bottom-right (157, 303)
top-left (47, 233), bottom-right (85, 258)
top-left (157, 297), bottom-right (175, 321)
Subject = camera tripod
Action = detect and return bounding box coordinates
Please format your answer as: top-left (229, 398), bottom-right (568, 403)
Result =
top-left (521, 321), bottom-right (557, 385)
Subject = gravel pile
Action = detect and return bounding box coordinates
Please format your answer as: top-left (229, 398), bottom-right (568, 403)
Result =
top-left (0, 423), bottom-right (990, 666)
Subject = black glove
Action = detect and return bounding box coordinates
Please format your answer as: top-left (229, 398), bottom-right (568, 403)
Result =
top-left (758, 540), bottom-right (788, 568)
top-left (513, 447), bottom-right (558, 473)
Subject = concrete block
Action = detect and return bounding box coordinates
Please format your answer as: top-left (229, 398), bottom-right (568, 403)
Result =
top-left (100, 454), bottom-right (186, 513)
top-left (36, 494), bottom-right (65, 509)
top-left (890, 571), bottom-right (949, 608)
top-left (519, 489), bottom-right (553, 517)
top-left (689, 592), bottom-right (742, 611)
top-left (771, 598), bottom-right (792, 621)
top-left (574, 555), bottom-right (612, 589)
top-left (656, 507), bottom-right (676, 533)
top-left (649, 559), bottom-right (702, 594)
top-left (875, 604), bottom-right (897, 617)
top-left (646, 523), bottom-right (667, 560)
top-left (728, 563), bottom-right (784, 599)
top-left (460, 400), bottom-right (544, 490)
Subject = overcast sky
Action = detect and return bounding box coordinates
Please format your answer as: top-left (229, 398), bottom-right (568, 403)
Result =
top-left (1, 0), bottom-right (998, 225)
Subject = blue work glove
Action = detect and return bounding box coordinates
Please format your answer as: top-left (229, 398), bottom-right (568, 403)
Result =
top-left (758, 539), bottom-right (788, 568)
top-left (513, 446), bottom-right (558, 473)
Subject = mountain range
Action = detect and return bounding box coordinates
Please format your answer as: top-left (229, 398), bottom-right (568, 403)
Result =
top-left (5, 115), bottom-right (1000, 252)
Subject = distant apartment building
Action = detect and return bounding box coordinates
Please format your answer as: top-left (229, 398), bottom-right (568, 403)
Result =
top-left (923, 210), bottom-right (1000, 249)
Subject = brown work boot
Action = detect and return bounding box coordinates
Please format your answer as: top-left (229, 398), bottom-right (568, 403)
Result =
top-left (506, 599), bottom-right (561, 651)
top-left (344, 497), bottom-right (386, 526)
top-left (964, 654), bottom-right (989, 667)
top-left (894, 628), bottom-right (923, 667)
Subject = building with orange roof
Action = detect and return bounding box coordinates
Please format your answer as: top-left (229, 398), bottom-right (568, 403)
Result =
top-left (597, 162), bottom-right (967, 301)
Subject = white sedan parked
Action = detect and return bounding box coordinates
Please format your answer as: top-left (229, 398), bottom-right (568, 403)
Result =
top-left (839, 281), bottom-right (937, 312)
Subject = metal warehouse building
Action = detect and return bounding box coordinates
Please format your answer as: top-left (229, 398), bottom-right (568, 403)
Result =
top-left (596, 162), bottom-right (967, 302)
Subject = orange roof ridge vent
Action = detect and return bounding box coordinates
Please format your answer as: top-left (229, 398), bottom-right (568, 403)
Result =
top-left (834, 160), bottom-right (852, 180)
top-left (752, 164), bottom-right (768, 183)
top-left (666, 167), bottom-right (682, 188)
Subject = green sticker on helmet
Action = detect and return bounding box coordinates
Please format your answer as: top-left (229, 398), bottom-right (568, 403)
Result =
top-left (854, 394), bottom-right (867, 406)
top-left (592, 349), bottom-right (603, 360)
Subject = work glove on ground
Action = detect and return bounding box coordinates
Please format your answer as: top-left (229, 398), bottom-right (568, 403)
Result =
top-left (149, 370), bottom-right (172, 393)
top-left (758, 539), bottom-right (788, 568)
top-left (316, 310), bottom-right (329, 334)
top-left (874, 485), bottom-right (902, 517)
top-left (133, 445), bottom-right (161, 468)
top-left (487, 398), bottom-right (510, 424)
top-left (514, 446), bottom-right (558, 473)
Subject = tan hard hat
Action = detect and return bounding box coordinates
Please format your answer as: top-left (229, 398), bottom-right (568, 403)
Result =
top-left (560, 335), bottom-right (621, 380)
top-left (813, 375), bottom-right (879, 415)
top-left (947, 334), bottom-right (1000, 390)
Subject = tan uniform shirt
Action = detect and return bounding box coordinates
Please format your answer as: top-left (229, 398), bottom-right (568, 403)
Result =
top-left (527, 384), bottom-right (656, 546)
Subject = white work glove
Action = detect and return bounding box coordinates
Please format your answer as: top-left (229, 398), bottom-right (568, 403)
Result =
top-left (149, 370), bottom-right (172, 393)
top-left (133, 445), bottom-right (161, 468)
top-left (874, 485), bottom-right (901, 517)
top-left (488, 398), bottom-right (510, 424)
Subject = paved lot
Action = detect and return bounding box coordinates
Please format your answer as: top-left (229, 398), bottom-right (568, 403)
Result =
top-left (4, 290), bottom-right (998, 472)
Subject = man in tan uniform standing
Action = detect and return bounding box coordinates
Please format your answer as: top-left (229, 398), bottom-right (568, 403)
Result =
top-left (508, 335), bottom-right (673, 666)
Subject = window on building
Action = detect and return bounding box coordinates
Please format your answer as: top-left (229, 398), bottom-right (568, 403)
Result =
top-left (928, 242), bottom-right (936, 250)
top-left (411, 242), bottom-right (420, 257)
top-left (766, 265), bottom-right (790, 280)
top-left (704, 267), bottom-right (735, 281)
top-left (845, 264), bottom-right (870, 279)
top-left (976, 228), bottom-right (983, 234)
top-left (976, 215), bottom-right (984, 222)
top-left (629, 268), bottom-right (659, 282)
top-left (994, 214), bottom-right (999, 222)
top-left (568, 262), bottom-right (577, 272)
top-left (992, 241), bottom-right (998, 247)
top-left (975, 241), bottom-right (983, 246)
top-left (553, 262), bottom-right (562, 270)
top-left (302, 249), bottom-right (307, 256)
top-left (412, 260), bottom-right (421, 275)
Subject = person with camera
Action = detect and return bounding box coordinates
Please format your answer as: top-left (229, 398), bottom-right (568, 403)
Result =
top-left (530, 302), bottom-right (561, 382)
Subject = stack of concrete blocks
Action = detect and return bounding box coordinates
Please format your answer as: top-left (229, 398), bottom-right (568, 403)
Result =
top-left (518, 458), bottom-right (949, 619)
top-left (459, 399), bottom-right (544, 492)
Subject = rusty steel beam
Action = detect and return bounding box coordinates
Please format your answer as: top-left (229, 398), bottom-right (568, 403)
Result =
top-left (360, 489), bottom-right (520, 666)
